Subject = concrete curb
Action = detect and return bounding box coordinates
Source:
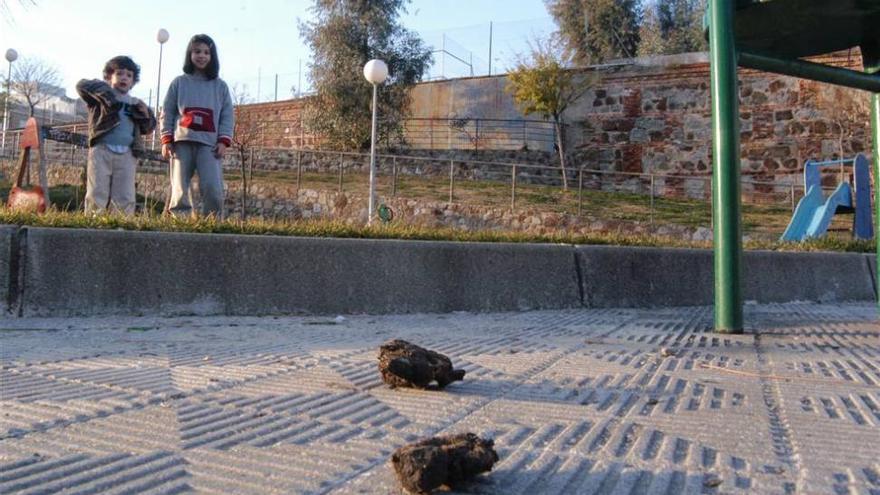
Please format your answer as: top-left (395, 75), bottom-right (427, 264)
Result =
top-left (576, 245), bottom-right (875, 307)
top-left (1, 225), bottom-right (876, 316)
top-left (576, 246), bottom-right (714, 308)
top-left (743, 250), bottom-right (875, 303)
top-left (16, 227), bottom-right (580, 317)
top-left (0, 225), bottom-right (18, 314)
top-left (867, 253), bottom-right (878, 300)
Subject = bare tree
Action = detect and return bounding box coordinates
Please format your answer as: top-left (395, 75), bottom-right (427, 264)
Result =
top-left (1, 0), bottom-right (37, 24)
top-left (9, 57), bottom-right (62, 117)
top-left (231, 84), bottom-right (263, 219)
top-left (817, 85), bottom-right (871, 160)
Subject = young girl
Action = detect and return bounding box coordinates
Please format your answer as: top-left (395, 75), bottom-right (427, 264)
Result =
top-left (161, 34), bottom-right (234, 217)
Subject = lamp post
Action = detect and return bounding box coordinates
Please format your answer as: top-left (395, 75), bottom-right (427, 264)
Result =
top-left (153, 28), bottom-right (169, 150)
top-left (2, 48), bottom-right (18, 154)
top-left (363, 59), bottom-right (388, 225)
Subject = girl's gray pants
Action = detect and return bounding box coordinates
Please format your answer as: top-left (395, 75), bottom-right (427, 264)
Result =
top-left (168, 141), bottom-right (224, 217)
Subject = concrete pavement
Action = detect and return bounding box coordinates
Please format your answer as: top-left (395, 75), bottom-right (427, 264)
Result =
top-left (1, 302), bottom-right (879, 494)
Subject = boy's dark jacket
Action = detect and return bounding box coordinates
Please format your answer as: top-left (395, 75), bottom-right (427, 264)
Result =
top-left (76, 79), bottom-right (156, 157)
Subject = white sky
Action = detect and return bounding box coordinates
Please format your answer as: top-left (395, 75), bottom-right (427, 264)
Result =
top-left (1, 0), bottom-right (555, 104)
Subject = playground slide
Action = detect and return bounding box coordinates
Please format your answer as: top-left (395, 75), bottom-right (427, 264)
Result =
top-left (781, 182), bottom-right (853, 241)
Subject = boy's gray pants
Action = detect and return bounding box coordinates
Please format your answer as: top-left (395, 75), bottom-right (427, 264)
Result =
top-left (168, 141), bottom-right (224, 217)
top-left (85, 145), bottom-right (137, 215)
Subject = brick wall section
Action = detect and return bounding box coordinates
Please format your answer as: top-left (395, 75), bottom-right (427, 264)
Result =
top-left (233, 98), bottom-right (321, 148)
top-left (227, 51), bottom-right (871, 187)
top-left (570, 51), bottom-right (870, 190)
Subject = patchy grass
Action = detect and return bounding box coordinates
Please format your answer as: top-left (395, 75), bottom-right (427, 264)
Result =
top-left (0, 209), bottom-right (871, 253)
top-left (1, 165), bottom-right (870, 253)
top-left (225, 170), bottom-right (802, 237)
top-left (0, 181), bottom-right (163, 214)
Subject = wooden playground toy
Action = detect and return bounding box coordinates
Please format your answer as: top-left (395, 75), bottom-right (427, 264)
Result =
top-left (6, 117), bottom-right (47, 213)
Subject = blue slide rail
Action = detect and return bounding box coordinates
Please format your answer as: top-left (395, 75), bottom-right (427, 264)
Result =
top-left (781, 154), bottom-right (874, 241)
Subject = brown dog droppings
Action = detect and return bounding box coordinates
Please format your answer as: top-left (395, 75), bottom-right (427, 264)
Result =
top-left (391, 433), bottom-right (499, 494)
top-left (378, 339), bottom-right (466, 389)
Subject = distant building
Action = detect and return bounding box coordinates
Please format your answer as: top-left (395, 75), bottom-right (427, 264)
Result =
top-left (3, 83), bottom-right (87, 129)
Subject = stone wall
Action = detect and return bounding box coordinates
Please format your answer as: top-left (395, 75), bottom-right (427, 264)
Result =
top-left (567, 51), bottom-right (872, 192)
top-left (243, 51), bottom-right (871, 183)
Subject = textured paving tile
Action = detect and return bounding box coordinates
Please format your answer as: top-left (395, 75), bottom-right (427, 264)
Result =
top-left (1, 303), bottom-right (877, 494)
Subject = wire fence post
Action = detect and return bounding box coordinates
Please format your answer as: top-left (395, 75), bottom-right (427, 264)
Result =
top-left (511, 164), bottom-right (517, 211)
top-left (71, 124), bottom-right (80, 211)
top-left (449, 159), bottom-right (455, 204)
top-left (789, 181), bottom-right (795, 212)
top-left (338, 154), bottom-right (343, 193)
top-left (650, 174), bottom-right (655, 227)
top-left (296, 149), bottom-right (302, 193)
top-left (391, 156), bottom-right (398, 198)
top-left (522, 120), bottom-right (527, 150)
top-left (70, 124), bottom-right (77, 167)
top-left (577, 168), bottom-right (583, 216)
top-left (474, 119), bottom-right (480, 151)
top-left (248, 148), bottom-right (255, 208)
top-left (447, 119), bottom-right (452, 152)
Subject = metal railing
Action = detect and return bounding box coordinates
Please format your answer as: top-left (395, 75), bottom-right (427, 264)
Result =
top-left (396, 118), bottom-right (558, 151)
top-left (231, 118), bottom-right (560, 151)
top-left (2, 117), bottom-right (559, 153)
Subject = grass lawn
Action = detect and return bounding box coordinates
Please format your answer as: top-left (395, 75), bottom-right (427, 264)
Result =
top-left (0, 170), bottom-right (872, 253)
top-left (226, 169), bottom-right (825, 237)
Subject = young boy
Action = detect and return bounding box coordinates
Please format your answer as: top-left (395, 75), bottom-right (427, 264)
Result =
top-left (76, 56), bottom-right (156, 215)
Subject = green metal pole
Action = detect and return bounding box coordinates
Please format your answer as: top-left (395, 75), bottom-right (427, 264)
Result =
top-left (872, 92), bottom-right (879, 311)
top-left (865, 46), bottom-right (880, 312)
top-left (709, 0), bottom-right (743, 333)
top-left (738, 51), bottom-right (880, 93)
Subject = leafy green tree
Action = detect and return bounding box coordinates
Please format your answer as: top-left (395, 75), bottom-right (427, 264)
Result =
top-left (507, 38), bottom-right (595, 190)
top-left (300, 0), bottom-right (432, 150)
top-left (636, 4), bottom-right (666, 56)
top-left (545, 0), bottom-right (640, 66)
top-left (638, 0), bottom-right (707, 56)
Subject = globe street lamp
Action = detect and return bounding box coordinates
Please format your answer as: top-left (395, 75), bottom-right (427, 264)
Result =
top-left (363, 59), bottom-right (388, 225)
top-left (2, 48), bottom-right (18, 154)
top-left (152, 28), bottom-right (169, 150)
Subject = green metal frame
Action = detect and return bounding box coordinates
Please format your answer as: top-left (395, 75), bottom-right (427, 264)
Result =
top-left (866, 47), bottom-right (879, 311)
top-left (738, 51), bottom-right (880, 93)
top-left (872, 91), bottom-right (879, 311)
top-left (709, 0), bottom-right (743, 333)
top-left (708, 0), bottom-right (880, 332)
